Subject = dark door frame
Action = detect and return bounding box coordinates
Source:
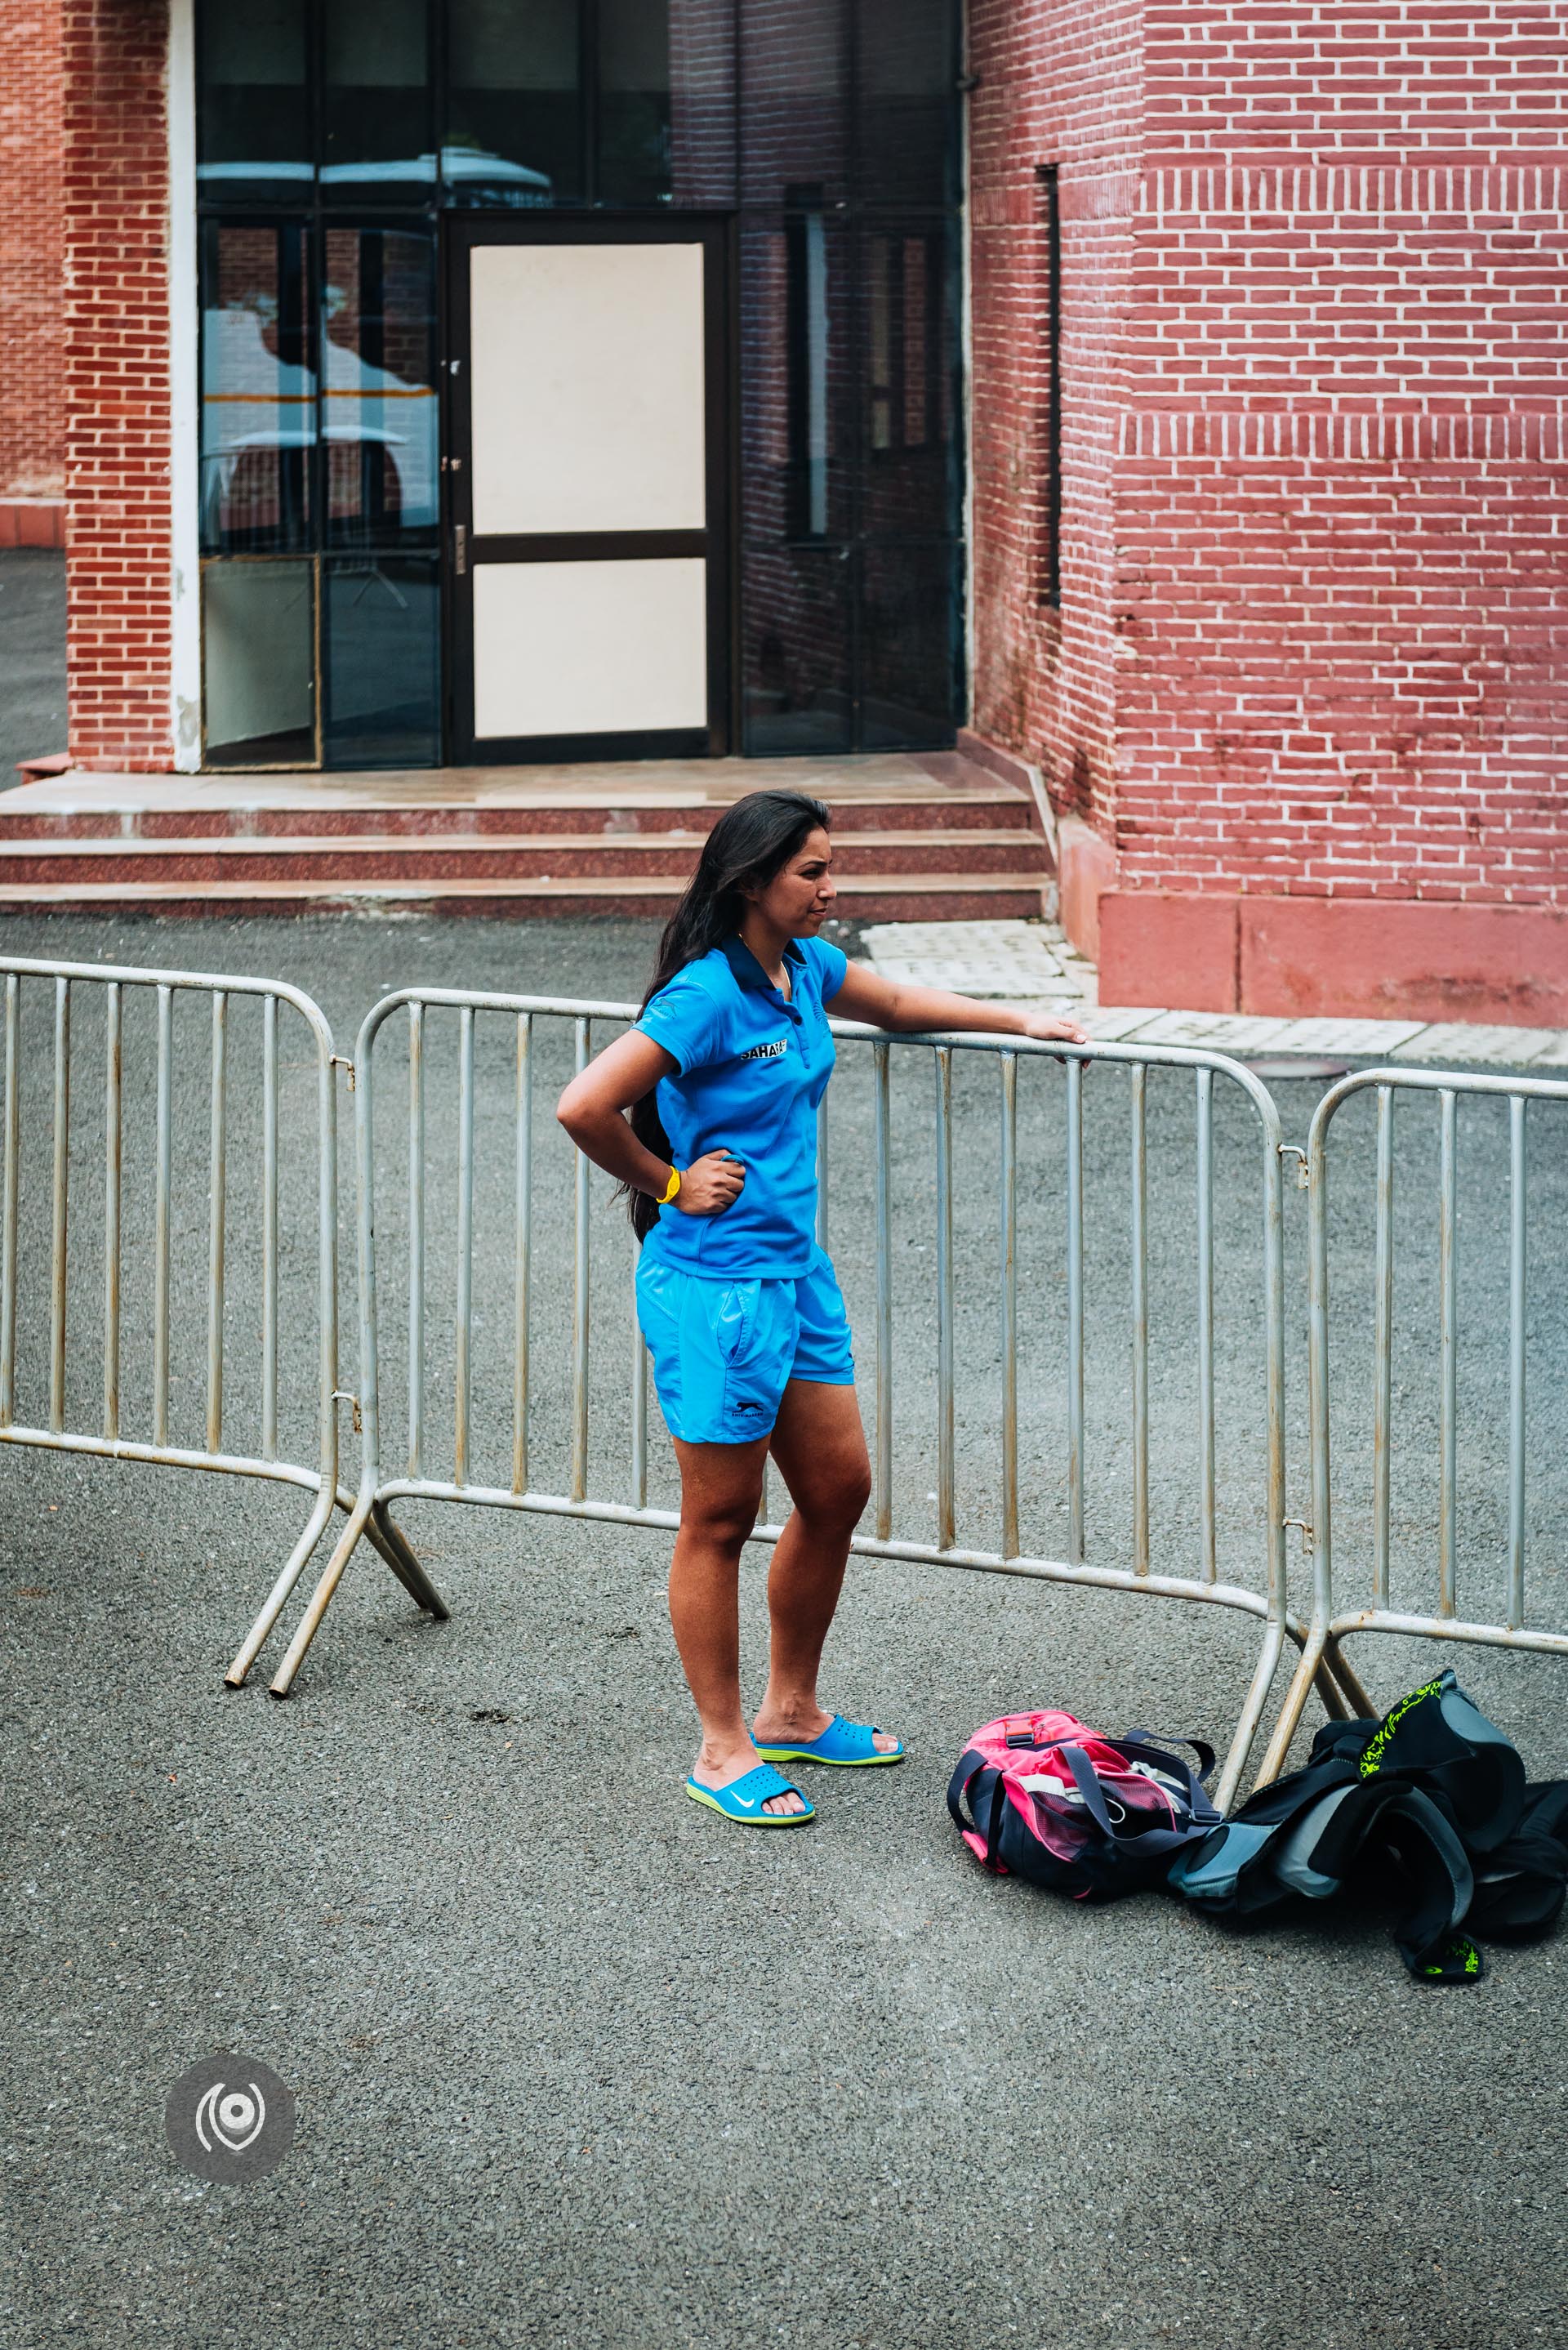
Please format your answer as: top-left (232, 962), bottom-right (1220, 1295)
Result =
top-left (441, 212), bottom-right (734, 765)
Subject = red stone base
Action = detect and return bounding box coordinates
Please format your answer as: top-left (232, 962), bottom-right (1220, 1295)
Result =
top-left (1098, 890), bottom-right (1568, 1028)
top-left (0, 499), bottom-right (65, 549)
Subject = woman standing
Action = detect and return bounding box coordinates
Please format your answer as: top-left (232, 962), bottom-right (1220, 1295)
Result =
top-left (557, 791), bottom-right (1086, 1826)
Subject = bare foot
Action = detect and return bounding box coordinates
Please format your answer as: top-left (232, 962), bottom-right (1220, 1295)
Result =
top-left (751, 1703), bottom-right (900, 1756)
top-left (691, 1739), bottom-right (808, 1817)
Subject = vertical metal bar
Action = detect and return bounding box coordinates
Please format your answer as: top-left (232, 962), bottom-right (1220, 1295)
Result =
top-left (512, 1010), bottom-right (532, 1496)
top-left (206, 991), bottom-right (227, 1455)
top-left (1371, 1085), bottom-right (1395, 1609)
top-left (261, 992), bottom-right (279, 1460)
top-left (630, 1216), bottom-right (648, 1509)
top-left (934, 1045), bottom-right (955, 1550)
top-left (1196, 1068), bottom-right (1215, 1583)
top-left (1065, 1054), bottom-right (1085, 1563)
top-left (453, 1004), bottom-right (475, 1487)
top-left (1000, 1051), bottom-right (1019, 1558)
top-left (0, 973), bottom-right (16, 1429)
top-left (408, 1001), bottom-right (425, 1480)
top-left (152, 984), bottom-right (173, 1447)
top-left (48, 977), bottom-right (69, 1434)
top-left (873, 1040), bottom-right (893, 1541)
top-left (816, 1090), bottom-right (829, 1251)
top-left (1507, 1093), bottom-right (1526, 1629)
top-left (1129, 1062), bottom-right (1149, 1576)
top-left (1437, 1086), bottom-right (1458, 1618)
top-left (571, 1015), bottom-right (591, 1504)
top-left (103, 982), bottom-right (121, 1440)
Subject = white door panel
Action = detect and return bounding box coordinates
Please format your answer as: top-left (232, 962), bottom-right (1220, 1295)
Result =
top-left (472, 560), bottom-right (708, 739)
top-left (470, 243), bottom-right (706, 537)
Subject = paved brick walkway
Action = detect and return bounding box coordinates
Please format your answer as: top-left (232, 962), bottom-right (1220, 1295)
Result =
top-left (859, 918), bottom-right (1568, 1068)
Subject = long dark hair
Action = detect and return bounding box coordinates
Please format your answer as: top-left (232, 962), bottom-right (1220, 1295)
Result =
top-left (624, 788), bottom-right (830, 1238)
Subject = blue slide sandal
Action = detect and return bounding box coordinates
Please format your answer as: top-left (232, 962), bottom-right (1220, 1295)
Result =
top-left (754, 1714), bottom-right (905, 1768)
top-left (685, 1760), bottom-right (815, 1826)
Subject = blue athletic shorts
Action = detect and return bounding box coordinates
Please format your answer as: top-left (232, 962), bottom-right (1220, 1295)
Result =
top-left (635, 1245), bottom-right (855, 1446)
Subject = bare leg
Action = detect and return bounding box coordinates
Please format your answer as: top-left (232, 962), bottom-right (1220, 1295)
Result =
top-left (750, 1380), bottom-right (895, 1753)
top-left (669, 1431), bottom-right (806, 1817)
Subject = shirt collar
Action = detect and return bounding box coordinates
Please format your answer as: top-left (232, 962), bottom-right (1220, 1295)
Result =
top-left (719, 934), bottom-right (805, 997)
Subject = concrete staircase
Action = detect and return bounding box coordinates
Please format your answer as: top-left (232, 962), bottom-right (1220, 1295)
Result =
top-left (0, 752), bottom-right (1053, 922)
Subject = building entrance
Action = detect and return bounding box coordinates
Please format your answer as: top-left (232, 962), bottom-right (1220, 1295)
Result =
top-left (446, 217), bottom-right (730, 762)
top-left (190, 0), bottom-right (964, 774)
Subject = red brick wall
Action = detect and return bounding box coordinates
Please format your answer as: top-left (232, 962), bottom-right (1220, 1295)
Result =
top-left (968, 0), bottom-right (1143, 841)
top-left (0, 0), bottom-right (65, 502)
top-left (61, 0), bottom-right (173, 770)
top-left (969, 0), bottom-right (1568, 1019)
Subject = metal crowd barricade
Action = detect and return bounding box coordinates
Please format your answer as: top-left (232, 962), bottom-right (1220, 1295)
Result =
top-left (1255, 1064), bottom-right (1568, 1784)
top-left (271, 987), bottom-right (1311, 1806)
top-left (0, 953), bottom-right (443, 1687)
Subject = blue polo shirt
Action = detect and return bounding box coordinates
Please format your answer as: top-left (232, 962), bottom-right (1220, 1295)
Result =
top-left (635, 933), bottom-right (847, 1276)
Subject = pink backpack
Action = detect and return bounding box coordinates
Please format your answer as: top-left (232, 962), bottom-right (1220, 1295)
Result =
top-left (947, 1709), bottom-right (1223, 1902)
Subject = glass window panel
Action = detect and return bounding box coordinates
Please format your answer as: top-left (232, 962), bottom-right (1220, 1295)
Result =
top-left (666, 0), bottom-right (737, 208)
top-left (324, 557), bottom-right (440, 767)
top-left (738, 215), bottom-right (853, 546)
top-left (856, 0), bottom-right (957, 208)
top-left (199, 221), bottom-right (313, 555)
top-left (321, 0), bottom-right (434, 203)
top-left (597, 0), bottom-right (672, 206)
top-left (741, 545), bottom-right (851, 756)
top-left (740, 0), bottom-right (848, 208)
top-left (444, 0), bottom-right (581, 207)
top-left (203, 560), bottom-right (317, 767)
top-left (857, 222), bottom-right (960, 540)
top-left (196, 0), bottom-right (310, 202)
top-left (859, 542), bottom-right (959, 750)
top-left (322, 227), bottom-right (439, 548)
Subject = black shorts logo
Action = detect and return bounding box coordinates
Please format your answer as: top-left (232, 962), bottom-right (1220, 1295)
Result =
top-left (740, 1038), bottom-right (788, 1063)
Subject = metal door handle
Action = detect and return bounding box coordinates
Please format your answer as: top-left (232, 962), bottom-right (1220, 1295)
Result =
top-left (453, 524), bottom-right (467, 576)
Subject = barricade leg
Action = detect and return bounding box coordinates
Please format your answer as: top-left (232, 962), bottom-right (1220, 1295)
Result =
top-left (368, 1501), bottom-right (449, 1618)
top-left (225, 1481), bottom-right (338, 1687)
top-left (268, 1492), bottom-right (377, 1697)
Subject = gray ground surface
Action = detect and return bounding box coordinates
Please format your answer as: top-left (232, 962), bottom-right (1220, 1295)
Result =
top-left (0, 551), bottom-right (67, 785)
top-left (3, 912), bottom-right (1566, 2350)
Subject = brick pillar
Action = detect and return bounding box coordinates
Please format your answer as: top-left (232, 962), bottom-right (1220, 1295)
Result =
top-left (62, 0), bottom-right (174, 771)
top-left (0, 0), bottom-right (65, 519)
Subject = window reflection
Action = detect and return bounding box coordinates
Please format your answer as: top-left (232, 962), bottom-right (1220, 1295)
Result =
top-left (598, 0), bottom-right (672, 205)
top-left (322, 230), bottom-right (439, 546)
top-left (857, 0), bottom-right (956, 207)
top-left (325, 558), bottom-right (441, 766)
top-left (203, 560), bottom-right (316, 767)
top-left (785, 199), bottom-right (831, 538)
top-left (742, 546), bottom-right (851, 756)
top-left (199, 221), bottom-right (312, 554)
top-left (860, 542), bottom-right (957, 748)
top-left (445, 0), bottom-right (580, 205)
top-left (196, 0), bottom-right (310, 199)
top-left (322, 0), bottom-right (434, 200)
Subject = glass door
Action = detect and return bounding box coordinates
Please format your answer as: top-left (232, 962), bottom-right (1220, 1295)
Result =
top-left (445, 215), bottom-right (732, 763)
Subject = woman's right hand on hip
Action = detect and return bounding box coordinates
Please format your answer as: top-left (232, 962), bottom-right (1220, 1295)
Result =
top-left (675, 1150), bottom-right (746, 1216)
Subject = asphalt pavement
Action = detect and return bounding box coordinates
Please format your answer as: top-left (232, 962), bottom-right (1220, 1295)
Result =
top-left (0, 551), bottom-right (67, 786)
top-left (3, 912), bottom-right (1566, 2350)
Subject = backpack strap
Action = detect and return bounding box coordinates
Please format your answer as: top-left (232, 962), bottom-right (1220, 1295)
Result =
top-left (1121, 1729), bottom-right (1218, 1785)
top-left (1050, 1741), bottom-right (1124, 1840)
top-left (946, 1748), bottom-right (988, 1839)
top-left (1111, 1732), bottom-right (1222, 1822)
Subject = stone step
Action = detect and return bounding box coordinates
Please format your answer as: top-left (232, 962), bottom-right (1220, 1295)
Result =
top-left (0, 827), bottom-right (1049, 888)
top-left (0, 872), bottom-right (1049, 922)
top-left (0, 788), bottom-right (1039, 843)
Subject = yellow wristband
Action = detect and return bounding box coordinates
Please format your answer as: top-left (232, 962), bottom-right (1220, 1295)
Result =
top-left (657, 1165), bottom-right (682, 1206)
